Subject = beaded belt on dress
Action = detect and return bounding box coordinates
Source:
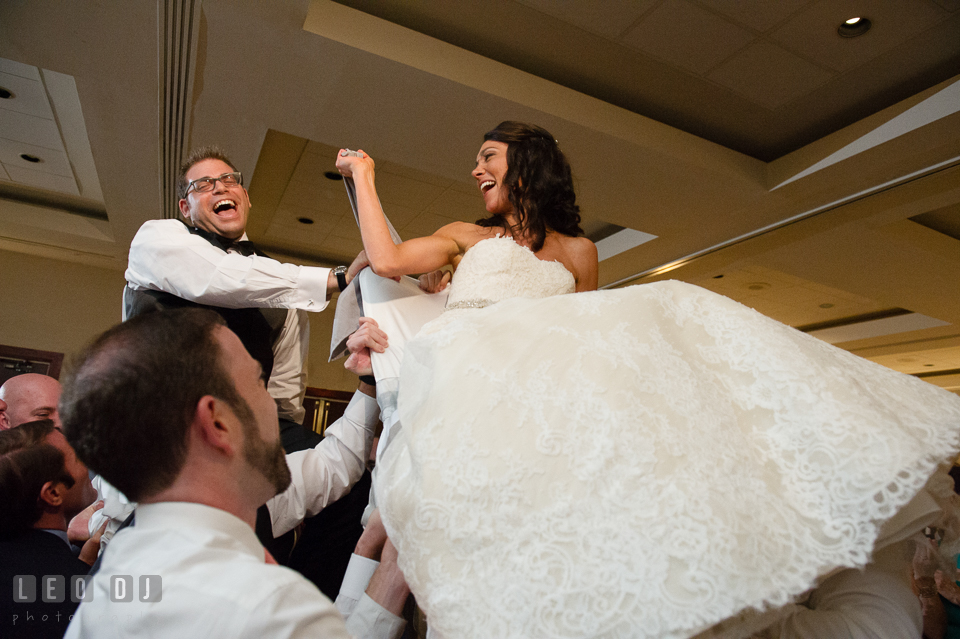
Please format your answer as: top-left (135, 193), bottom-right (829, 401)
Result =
top-left (445, 298), bottom-right (494, 311)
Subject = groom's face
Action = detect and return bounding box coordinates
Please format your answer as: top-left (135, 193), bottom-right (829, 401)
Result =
top-left (179, 158), bottom-right (251, 240)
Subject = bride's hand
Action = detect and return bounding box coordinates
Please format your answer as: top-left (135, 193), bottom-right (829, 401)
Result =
top-left (419, 269), bottom-right (451, 293)
top-left (336, 148), bottom-right (375, 179)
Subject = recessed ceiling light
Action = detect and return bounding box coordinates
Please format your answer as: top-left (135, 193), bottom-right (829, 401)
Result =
top-left (297, 217), bottom-right (314, 225)
top-left (819, 303), bottom-right (835, 309)
top-left (20, 153), bottom-right (41, 163)
top-left (838, 17), bottom-right (871, 38)
top-left (0, 87), bottom-right (13, 99)
top-left (747, 282), bottom-right (770, 291)
top-left (324, 171), bottom-right (343, 181)
top-left (712, 274), bottom-right (724, 279)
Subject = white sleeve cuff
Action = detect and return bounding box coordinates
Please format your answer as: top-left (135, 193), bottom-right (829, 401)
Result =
top-left (343, 593), bottom-right (406, 639)
top-left (295, 266), bottom-right (332, 312)
top-left (338, 554), bottom-right (380, 610)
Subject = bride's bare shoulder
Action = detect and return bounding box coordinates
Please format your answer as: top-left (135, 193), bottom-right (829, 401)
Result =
top-left (558, 236), bottom-right (598, 291)
top-left (566, 236), bottom-right (597, 258)
top-left (436, 221), bottom-right (501, 248)
top-left (558, 235), bottom-right (598, 267)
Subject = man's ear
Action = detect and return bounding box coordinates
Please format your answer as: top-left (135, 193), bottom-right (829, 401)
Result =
top-left (38, 481), bottom-right (65, 509)
top-left (192, 395), bottom-right (239, 457)
top-left (178, 197), bottom-right (192, 221)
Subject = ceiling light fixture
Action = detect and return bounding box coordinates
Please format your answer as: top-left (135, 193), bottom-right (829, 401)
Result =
top-left (0, 87), bottom-right (13, 99)
top-left (838, 17), bottom-right (871, 38)
top-left (297, 217), bottom-right (314, 225)
top-left (819, 303), bottom-right (835, 309)
top-left (20, 154), bottom-right (41, 163)
top-left (324, 171), bottom-right (343, 181)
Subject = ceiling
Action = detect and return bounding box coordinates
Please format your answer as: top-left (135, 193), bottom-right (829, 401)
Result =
top-left (0, 0), bottom-right (958, 394)
top-left (331, 0), bottom-right (960, 160)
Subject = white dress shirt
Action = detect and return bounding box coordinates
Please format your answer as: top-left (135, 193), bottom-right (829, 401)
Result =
top-left (124, 218), bottom-right (333, 423)
top-left (64, 502), bottom-right (403, 639)
top-left (268, 390), bottom-right (379, 537)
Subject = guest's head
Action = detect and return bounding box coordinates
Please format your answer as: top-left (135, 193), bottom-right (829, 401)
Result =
top-left (0, 419), bottom-right (96, 535)
top-left (177, 146), bottom-right (250, 240)
top-left (474, 121), bottom-right (582, 252)
top-left (60, 309), bottom-right (289, 508)
top-left (0, 373), bottom-right (62, 429)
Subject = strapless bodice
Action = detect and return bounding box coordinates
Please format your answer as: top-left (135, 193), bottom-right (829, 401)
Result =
top-left (445, 236), bottom-right (575, 310)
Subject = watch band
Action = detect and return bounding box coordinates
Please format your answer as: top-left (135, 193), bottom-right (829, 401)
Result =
top-left (333, 265), bottom-right (348, 292)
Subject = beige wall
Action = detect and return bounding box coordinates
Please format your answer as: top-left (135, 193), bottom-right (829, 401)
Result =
top-left (0, 249), bottom-right (126, 366)
top-left (0, 248), bottom-right (356, 392)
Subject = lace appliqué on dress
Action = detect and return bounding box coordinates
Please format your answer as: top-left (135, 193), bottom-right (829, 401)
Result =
top-left (377, 244), bottom-right (960, 639)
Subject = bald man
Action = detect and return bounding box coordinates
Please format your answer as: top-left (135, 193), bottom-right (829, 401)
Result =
top-left (0, 373), bottom-right (61, 429)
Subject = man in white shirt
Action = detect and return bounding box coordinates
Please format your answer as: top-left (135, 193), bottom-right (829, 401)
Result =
top-left (60, 308), bottom-right (407, 639)
top-left (113, 147), bottom-right (372, 564)
top-left (124, 146), bottom-right (360, 429)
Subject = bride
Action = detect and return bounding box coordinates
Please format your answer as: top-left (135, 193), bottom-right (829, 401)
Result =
top-left (335, 122), bottom-right (960, 639)
top-left (339, 122), bottom-right (598, 293)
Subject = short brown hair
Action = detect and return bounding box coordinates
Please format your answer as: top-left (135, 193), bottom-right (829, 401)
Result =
top-left (60, 308), bottom-right (254, 502)
top-left (0, 420), bottom-right (74, 535)
top-left (176, 146), bottom-right (239, 200)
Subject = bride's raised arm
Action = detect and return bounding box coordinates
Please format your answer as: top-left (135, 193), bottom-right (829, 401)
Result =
top-left (335, 150), bottom-right (466, 278)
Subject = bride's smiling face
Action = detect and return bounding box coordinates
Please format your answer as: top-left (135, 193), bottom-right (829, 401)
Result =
top-left (473, 141), bottom-right (512, 215)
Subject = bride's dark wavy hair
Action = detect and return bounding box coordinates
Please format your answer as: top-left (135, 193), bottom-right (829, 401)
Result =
top-left (476, 121), bottom-right (583, 252)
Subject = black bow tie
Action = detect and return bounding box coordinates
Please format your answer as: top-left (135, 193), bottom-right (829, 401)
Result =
top-left (188, 225), bottom-right (265, 257)
top-left (231, 240), bottom-right (258, 257)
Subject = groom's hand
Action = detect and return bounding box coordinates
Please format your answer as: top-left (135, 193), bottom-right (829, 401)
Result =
top-left (345, 317), bottom-right (388, 377)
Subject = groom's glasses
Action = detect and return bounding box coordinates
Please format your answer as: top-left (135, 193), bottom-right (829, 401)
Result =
top-left (185, 171), bottom-right (243, 195)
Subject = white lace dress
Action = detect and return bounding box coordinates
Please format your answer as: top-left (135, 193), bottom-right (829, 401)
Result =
top-left (375, 237), bottom-right (960, 639)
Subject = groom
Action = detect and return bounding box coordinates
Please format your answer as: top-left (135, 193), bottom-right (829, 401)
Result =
top-left (125, 146), bottom-right (364, 434)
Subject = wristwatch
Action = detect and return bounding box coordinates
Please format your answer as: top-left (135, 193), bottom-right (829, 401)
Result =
top-left (333, 265), bottom-right (348, 292)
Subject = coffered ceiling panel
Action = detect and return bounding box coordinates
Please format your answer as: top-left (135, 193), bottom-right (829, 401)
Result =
top-left (697, 0), bottom-right (812, 32)
top-left (0, 139), bottom-right (72, 178)
top-left (769, 0), bottom-right (949, 73)
top-left (514, 0), bottom-right (658, 40)
top-left (620, 0), bottom-right (754, 74)
top-left (708, 41), bottom-right (835, 109)
top-left (0, 72), bottom-right (54, 119)
top-left (0, 109), bottom-right (63, 152)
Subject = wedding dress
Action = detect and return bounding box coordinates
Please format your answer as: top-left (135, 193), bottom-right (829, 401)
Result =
top-left (375, 236), bottom-right (960, 639)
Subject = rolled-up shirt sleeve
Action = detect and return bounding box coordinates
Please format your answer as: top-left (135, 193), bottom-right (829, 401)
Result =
top-left (773, 545), bottom-right (922, 639)
top-left (267, 390), bottom-right (378, 537)
top-left (125, 219), bottom-right (331, 312)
